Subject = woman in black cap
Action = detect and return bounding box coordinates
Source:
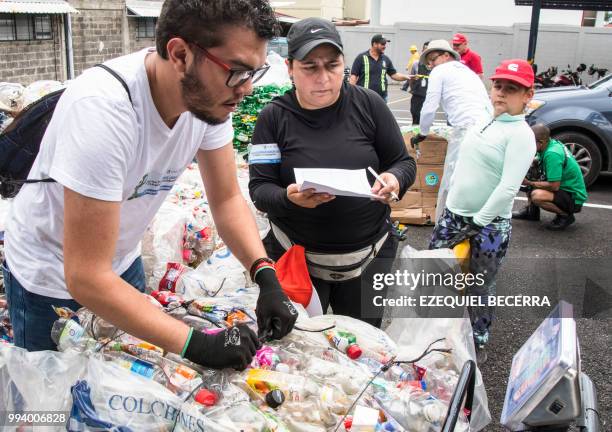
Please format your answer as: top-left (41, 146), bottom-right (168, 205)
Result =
top-left (248, 18), bottom-right (416, 328)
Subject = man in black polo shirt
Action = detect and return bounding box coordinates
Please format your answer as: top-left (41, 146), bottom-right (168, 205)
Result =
top-left (350, 34), bottom-right (410, 101)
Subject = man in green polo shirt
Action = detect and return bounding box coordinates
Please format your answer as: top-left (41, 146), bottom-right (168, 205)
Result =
top-left (513, 124), bottom-right (587, 230)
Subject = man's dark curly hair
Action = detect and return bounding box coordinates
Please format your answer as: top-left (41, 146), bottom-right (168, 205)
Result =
top-left (156, 0), bottom-right (280, 59)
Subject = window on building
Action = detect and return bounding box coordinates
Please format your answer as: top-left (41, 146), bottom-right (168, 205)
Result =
top-left (0, 15), bottom-right (16, 40)
top-left (0, 14), bottom-right (52, 41)
top-left (16, 15), bottom-right (33, 40)
top-left (137, 17), bottom-right (156, 38)
top-left (33, 15), bottom-right (52, 39)
top-left (581, 10), bottom-right (597, 27)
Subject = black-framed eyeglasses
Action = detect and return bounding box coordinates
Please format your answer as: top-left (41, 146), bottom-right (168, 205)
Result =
top-left (189, 40), bottom-right (270, 88)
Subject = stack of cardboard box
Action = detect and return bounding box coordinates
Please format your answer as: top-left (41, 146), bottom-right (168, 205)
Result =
top-left (391, 133), bottom-right (447, 225)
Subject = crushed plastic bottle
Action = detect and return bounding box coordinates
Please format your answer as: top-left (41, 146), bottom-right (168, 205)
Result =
top-left (51, 317), bottom-right (98, 352)
top-left (324, 329), bottom-right (362, 360)
top-left (76, 308), bottom-right (117, 339)
top-left (104, 351), bottom-right (168, 387)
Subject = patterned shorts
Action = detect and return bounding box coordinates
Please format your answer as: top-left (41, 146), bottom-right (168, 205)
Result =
top-left (430, 208), bottom-right (512, 334)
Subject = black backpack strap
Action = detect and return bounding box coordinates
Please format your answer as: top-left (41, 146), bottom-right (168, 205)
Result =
top-left (95, 64), bottom-right (133, 105)
top-left (1, 64), bottom-right (135, 195)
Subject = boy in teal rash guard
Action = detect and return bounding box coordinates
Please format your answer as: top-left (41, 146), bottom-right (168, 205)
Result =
top-left (429, 59), bottom-right (537, 358)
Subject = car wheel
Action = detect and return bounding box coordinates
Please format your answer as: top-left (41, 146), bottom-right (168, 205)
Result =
top-left (552, 131), bottom-right (602, 187)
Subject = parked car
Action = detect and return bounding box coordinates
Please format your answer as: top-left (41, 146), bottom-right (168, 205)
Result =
top-left (268, 37), bottom-right (289, 58)
top-left (526, 74), bottom-right (612, 186)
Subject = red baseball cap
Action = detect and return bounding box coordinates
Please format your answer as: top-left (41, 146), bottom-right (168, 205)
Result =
top-left (490, 59), bottom-right (535, 88)
top-left (452, 33), bottom-right (467, 44)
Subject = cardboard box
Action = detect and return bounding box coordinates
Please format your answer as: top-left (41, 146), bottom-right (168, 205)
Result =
top-left (412, 164), bottom-right (444, 193)
top-left (391, 191), bottom-right (438, 209)
top-left (404, 133), bottom-right (448, 165)
top-left (422, 193), bottom-right (437, 208)
top-left (391, 208), bottom-right (431, 225)
top-left (391, 191), bottom-right (421, 209)
top-left (391, 204), bottom-right (437, 226)
top-left (423, 206), bottom-right (437, 224)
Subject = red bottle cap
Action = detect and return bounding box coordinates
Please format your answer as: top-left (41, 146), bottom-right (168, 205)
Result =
top-left (346, 344), bottom-right (362, 360)
top-left (344, 415), bottom-right (353, 430)
top-left (194, 389), bottom-right (218, 406)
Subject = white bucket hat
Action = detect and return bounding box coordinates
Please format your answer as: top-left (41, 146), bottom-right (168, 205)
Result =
top-left (420, 39), bottom-right (460, 64)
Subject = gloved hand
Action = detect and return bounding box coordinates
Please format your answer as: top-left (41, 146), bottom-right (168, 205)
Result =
top-left (254, 268), bottom-right (298, 340)
top-left (183, 324), bottom-right (260, 370)
top-left (410, 134), bottom-right (427, 148)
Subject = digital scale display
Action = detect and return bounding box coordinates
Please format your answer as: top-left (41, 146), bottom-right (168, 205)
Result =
top-left (501, 302), bottom-right (574, 426)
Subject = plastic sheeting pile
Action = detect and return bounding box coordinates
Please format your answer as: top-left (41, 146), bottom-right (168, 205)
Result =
top-left (1, 296), bottom-right (475, 432)
top-left (231, 52), bottom-right (292, 154)
top-left (0, 170), bottom-right (488, 430)
top-left (232, 83), bottom-right (291, 153)
top-left (0, 80), bottom-right (66, 132)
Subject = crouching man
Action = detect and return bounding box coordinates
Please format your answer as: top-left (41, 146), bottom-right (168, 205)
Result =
top-left (513, 124), bottom-right (587, 230)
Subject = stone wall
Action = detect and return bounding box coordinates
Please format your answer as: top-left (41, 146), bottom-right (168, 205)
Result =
top-left (0, 15), bottom-right (65, 85)
top-left (69, 0), bottom-right (125, 76)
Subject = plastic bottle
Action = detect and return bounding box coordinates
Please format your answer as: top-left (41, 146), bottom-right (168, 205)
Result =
top-left (387, 365), bottom-right (416, 382)
top-left (182, 315), bottom-right (217, 331)
top-left (151, 290), bottom-right (184, 306)
top-left (51, 318), bottom-right (82, 346)
top-left (104, 351), bottom-right (168, 387)
top-left (265, 389), bottom-right (285, 409)
top-left (195, 388), bottom-right (218, 407)
top-left (76, 308), bottom-right (117, 339)
top-left (319, 385), bottom-right (351, 416)
top-left (255, 346), bottom-right (281, 369)
top-left (108, 341), bottom-right (164, 364)
top-left (158, 262), bottom-right (188, 293)
top-left (51, 317), bottom-right (97, 352)
top-left (324, 330), bottom-right (362, 360)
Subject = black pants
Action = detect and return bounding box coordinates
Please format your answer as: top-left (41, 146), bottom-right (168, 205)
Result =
top-left (263, 230), bottom-right (399, 328)
top-left (410, 94), bottom-right (426, 125)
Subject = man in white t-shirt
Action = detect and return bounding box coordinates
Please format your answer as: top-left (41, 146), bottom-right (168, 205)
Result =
top-left (2, 0), bottom-right (297, 370)
top-left (409, 39), bottom-right (493, 221)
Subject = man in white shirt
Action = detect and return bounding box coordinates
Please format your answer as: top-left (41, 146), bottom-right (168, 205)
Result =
top-left (2, 0), bottom-right (296, 370)
top-left (410, 39), bottom-right (492, 220)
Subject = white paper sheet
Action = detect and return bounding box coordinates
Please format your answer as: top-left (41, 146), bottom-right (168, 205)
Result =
top-left (294, 168), bottom-right (377, 199)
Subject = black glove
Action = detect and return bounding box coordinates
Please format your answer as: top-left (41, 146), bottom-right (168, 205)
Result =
top-left (410, 134), bottom-right (427, 148)
top-left (255, 268), bottom-right (298, 340)
top-left (184, 324), bottom-right (260, 370)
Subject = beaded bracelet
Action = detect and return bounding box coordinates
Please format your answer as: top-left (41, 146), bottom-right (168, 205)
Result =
top-left (249, 257), bottom-right (275, 280)
top-left (253, 263), bottom-right (275, 281)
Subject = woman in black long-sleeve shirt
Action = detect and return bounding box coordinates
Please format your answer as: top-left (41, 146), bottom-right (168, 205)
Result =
top-left (249, 18), bottom-right (416, 327)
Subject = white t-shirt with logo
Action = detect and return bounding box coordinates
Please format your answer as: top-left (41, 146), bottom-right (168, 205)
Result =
top-left (5, 48), bottom-right (233, 299)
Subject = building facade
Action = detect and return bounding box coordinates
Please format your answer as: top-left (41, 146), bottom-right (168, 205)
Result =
top-left (0, 5), bottom-right (68, 84)
top-left (275, 0), bottom-right (370, 21)
top-left (0, 0), bottom-right (160, 85)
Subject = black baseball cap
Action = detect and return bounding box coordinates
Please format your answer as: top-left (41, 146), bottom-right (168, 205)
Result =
top-left (287, 17), bottom-right (343, 60)
top-left (371, 34), bottom-right (390, 44)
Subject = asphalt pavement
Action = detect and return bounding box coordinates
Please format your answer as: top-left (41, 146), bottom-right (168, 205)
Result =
top-left (384, 86), bottom-right (611, 431)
